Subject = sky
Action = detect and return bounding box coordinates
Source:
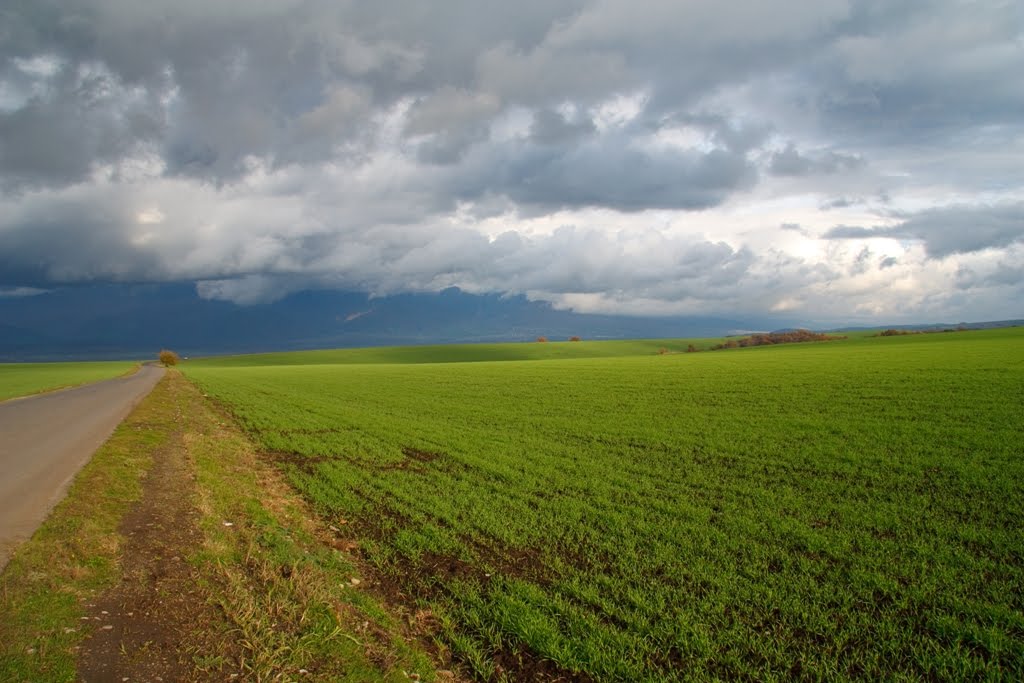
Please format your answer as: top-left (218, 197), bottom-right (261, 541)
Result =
top-left (1, 0), bottom-right (1022, 325)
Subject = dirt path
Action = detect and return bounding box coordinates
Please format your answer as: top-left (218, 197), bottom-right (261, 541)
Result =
top-left (3, 371), bottom-right (447, 681)
top-left (0, 364), bottom-right (164, 569)
top-left (76, 384), bottom-right (239, 682)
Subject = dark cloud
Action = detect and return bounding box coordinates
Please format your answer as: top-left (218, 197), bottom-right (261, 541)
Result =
top-left (2, 1), bottom-right (1019, 189)
top-left (0, 0), bottom-right (1022, 321)
top-left (820, 197), bottom-right (857, 210)
top-left (823, 203), bottom-right (1024, 258)
top-left (0, 191), bottom-right (165, 286)
top-left (823, 225), bottom-right (873, 240)
top-left (529, 109), bottom-right (597, 145)
top-left (0, 0), bottom-right (598, 186)
top-left (780, 222), bottom-right (808, 237)
top-left (0, 176), bottom-right (785, 313)
top-left (850, 246), bottom-right (872, 275)
top-left (955, 262), bottom-right (1024, 290)
top-left (0, 60), bottom-right (165, 189)
top-left (415, 128), bottom-right (490, 166)
top-left (768, 143), bottom-right (863, 177)
top-left (447, 132), bottom-right (757, 212)
top-left (813, 2), bottom-right (1024, 144)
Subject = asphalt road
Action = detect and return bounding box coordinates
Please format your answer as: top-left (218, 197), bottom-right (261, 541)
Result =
top-left (0, 364), bottom-right (165, 570)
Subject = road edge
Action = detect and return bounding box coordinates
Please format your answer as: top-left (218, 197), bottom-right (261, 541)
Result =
top-left (1, 371), bottom-right (452, 682)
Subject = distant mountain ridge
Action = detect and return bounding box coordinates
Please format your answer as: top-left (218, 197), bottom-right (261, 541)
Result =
top-left (0, 284), bottom-right (784, 361)
top-left (828, 320), bottom-right (1024, 332)
top-left (2, 283), bottom-right (1019, 361)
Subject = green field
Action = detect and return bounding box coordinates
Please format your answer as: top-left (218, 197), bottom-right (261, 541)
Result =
top-left (187, 337), bottom-right (722, 367)
top-left (184, 329), bottom-right (1024, 681)
top-left (0, 361), bottom-right (139, 401)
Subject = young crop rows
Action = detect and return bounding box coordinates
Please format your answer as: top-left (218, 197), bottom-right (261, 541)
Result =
top-left (185, 329), bottom-right (1024, 681)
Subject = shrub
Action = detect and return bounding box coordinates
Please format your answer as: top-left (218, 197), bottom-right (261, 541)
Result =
top-left (569, 336), bottom-right (582, 342)
top-left (876, 327), bottom-right (969, 337)
top-left (711, 330), bottom-right (844, 350)
top-left (686, 344), bottom-right (698, 353)
top-left (657, 347), bottom-right (669, 355)
top-left (536, 336), bottom-right (548, 343)
top-left (158, 349), bottom-right (180, 366)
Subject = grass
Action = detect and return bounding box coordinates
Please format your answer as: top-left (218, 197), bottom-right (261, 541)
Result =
top-left (1, 372), bottom-right (444, 681)
top-left (184, 327), bottom-right (1024, 681)
top-left (185, 337), bottom-right (728, 368)
top-left (0, 373), bottom-right (175, 681)
top-left (0, 361), bottom-right (140, 401)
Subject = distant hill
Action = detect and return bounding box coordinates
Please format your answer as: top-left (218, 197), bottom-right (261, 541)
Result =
top-left (0, 284), bottom-right (786, 361)
top-left (4, 283), bottom-right (1019, 362)
top-left (828, 320), bottom-right (1024, 333)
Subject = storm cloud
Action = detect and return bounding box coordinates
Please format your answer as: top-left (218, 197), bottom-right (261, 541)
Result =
top-left (1, 0), bottom-right (1022, 323)
top-left (824, 203), bottom-right (1024, 258)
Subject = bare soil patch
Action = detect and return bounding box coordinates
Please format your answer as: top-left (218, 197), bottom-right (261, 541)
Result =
top-left (77, 420), bottom-right (239, 682)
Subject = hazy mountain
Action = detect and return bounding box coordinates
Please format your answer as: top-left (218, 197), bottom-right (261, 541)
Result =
top-left (1, 284), bottom-right (789, 361)
top-left (830, 320), bottom-right (1024, 332)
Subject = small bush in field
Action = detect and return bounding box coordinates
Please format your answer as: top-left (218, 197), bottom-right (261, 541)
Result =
top-left (569, 336), bottom-right (582, 342)
top-left (687, 344), bottom-right (698, 353)
top-left (657, 347), bottom-right (669, 355)
top-left (159, 349), bottom-right (181, 366)
top-left (536, 336), bottom-right (548, 343)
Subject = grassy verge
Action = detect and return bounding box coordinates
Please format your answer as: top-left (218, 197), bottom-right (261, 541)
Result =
top-left (0, 370), bottom-right (172, 681)
top-left (2, 371), bottom-right (449, 681)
